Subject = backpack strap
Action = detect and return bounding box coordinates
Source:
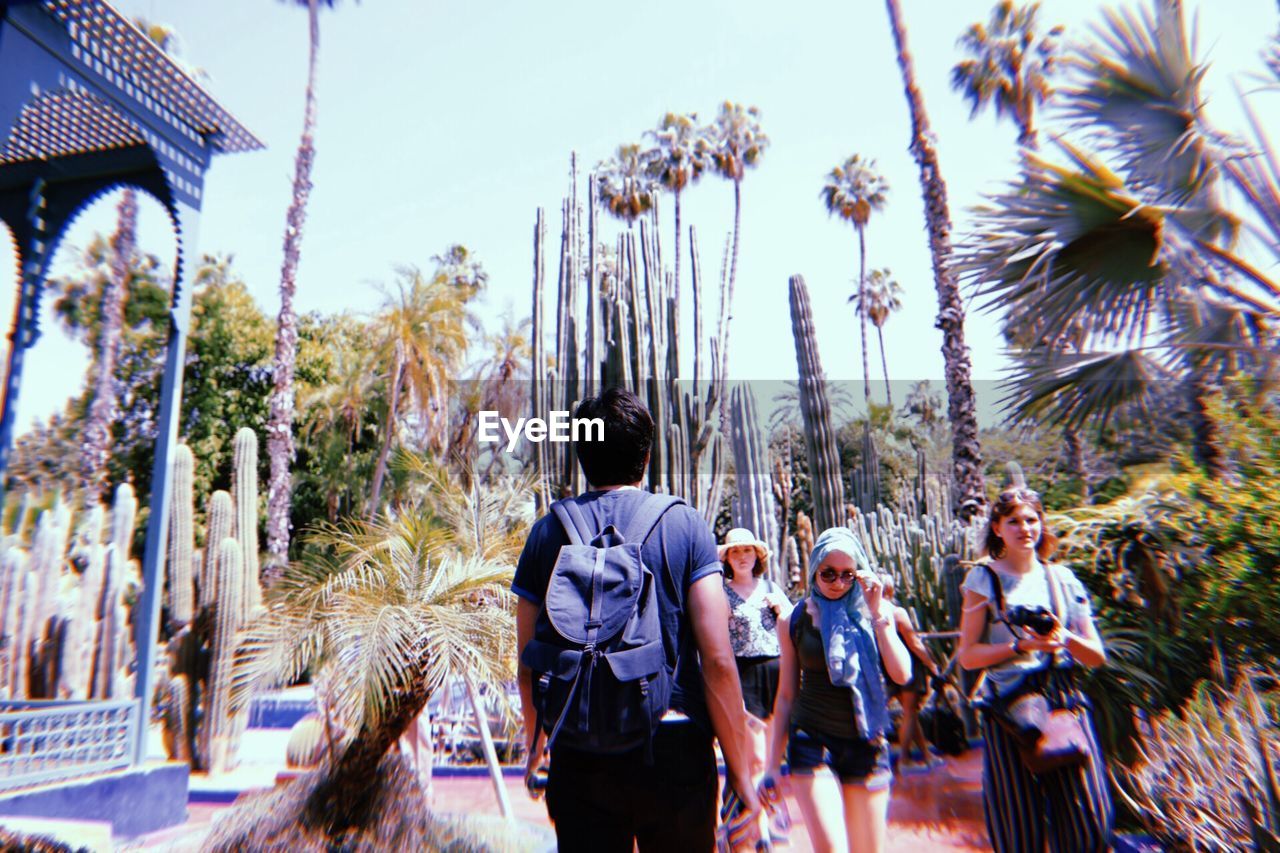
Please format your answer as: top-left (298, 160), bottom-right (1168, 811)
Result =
top-left (983, 562), bottom-right (1006, 614)
top-left (551, 498), bottom-right (596, 546)
top-left (622, 493), bottom-right (684, 545)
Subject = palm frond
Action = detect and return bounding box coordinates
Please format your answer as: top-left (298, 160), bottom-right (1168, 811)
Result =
top-left (998, 347), bottom-right (1172, 429)
top-left (1062, 0), bottom-right (1234, 208)
top-left (964, 143), bottom-right (1170, 341)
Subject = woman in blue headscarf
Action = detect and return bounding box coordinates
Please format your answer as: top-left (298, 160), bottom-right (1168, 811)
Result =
top-left (762, 527), bottom-right (912, 853)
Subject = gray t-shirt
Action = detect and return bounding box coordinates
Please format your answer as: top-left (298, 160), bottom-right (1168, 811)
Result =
top-left (962, 561), bottom-right (1094, 696)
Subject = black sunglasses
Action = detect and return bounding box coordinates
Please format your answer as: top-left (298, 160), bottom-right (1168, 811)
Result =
top-left (818, 569), bottom-right (857, 584)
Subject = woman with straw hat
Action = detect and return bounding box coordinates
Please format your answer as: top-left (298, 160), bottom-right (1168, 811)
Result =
top-left (720, 527), bottom-right (791, 849)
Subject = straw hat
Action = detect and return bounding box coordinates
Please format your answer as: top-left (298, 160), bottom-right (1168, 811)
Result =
top-left (717, 528), bottom-right (771, 564)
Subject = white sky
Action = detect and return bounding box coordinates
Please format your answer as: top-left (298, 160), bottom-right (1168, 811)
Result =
top-left (4, 0), bottom-right (1277, 432)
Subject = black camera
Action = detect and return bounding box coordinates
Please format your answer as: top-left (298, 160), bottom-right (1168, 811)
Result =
top-left (1005, 604), bottom-right (1057, 636)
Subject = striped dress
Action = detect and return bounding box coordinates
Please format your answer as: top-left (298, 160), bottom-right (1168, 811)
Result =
top-left (964, 562), bottom-right (1113, 853)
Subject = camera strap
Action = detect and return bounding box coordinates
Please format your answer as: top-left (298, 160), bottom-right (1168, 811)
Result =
top-left (982, 561), bottom-right (1066, 638)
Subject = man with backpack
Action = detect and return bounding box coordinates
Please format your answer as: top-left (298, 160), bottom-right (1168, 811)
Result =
top-left (514, 387), bottom-right (763, 851)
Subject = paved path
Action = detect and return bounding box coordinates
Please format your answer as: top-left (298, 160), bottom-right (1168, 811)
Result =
top-left (133, 749), bottom-right (990, 851)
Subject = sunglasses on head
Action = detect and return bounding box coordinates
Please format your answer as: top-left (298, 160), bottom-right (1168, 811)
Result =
top-left (818, 569), bottom-right (857, 584)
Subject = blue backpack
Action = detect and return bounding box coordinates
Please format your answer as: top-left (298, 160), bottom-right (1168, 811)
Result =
top-left (521, 492), bottom-right (682, 756)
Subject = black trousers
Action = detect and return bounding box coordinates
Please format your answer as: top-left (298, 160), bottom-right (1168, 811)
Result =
top-left (545, 720), bottom-right (717, 853)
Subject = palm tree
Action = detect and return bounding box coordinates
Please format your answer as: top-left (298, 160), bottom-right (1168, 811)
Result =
top-left (595, 144), bottom-right (658, 227)
top-left (366, 267), bottom-right (473, 515)
top-left (708, 102), bottom-right (769, 393)
top-left (222, 501), bottom-right (521, 846)
top-left (266, 0), bottom-right (341, 579)
top-left (852, 268), bottom-right (904, 408)
top-left (902, 379), bottom-right (943, 428)
top-left (950, 2), bottom-right (1088, 481)
top-left (645, 112), bottom-right (711, 295)
top-left (883, 0), bottom-right (986, 515)
top-left (951, 1), bottom-right (1063, 149)
top-left (447, 313), bottom-right (532, 477)
top-left (822, 155), bottom-right (889, 409)
top-left (961, 1), bottom-right (1279, 475)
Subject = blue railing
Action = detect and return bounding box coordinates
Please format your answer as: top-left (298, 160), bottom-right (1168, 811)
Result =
top-left (0, 699), bottom-right (137, 792)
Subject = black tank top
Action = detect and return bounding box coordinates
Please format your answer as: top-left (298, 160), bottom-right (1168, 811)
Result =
top-left (790, 603), bottom-right (861, 740)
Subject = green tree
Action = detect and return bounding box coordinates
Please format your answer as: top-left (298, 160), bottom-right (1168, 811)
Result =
top-left (883, 0), bottom-right (986, 514)
top-left (961, 2), bottom-right (1278, 474)
top-left (645, 112), bottom-right (711, 295)
top-left (266, 0), bottom-right (343, 578)
top-left (708, 102), bottom-right (769, 392)
top-left (951, 1), bottom-right (1063, 148)
top-left (822, 155), bottom-right (889, 410)
top-left (852, 268), bottom-right (904, 408)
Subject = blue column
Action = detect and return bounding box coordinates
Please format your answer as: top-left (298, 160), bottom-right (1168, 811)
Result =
top-left (0, 181), bottom-right (52, 507)
top-left (133, 200), bottom-right (200, 765)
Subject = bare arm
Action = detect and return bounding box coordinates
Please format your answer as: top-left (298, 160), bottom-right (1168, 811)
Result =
top-left (874, 599), bottom-right (913, 685)
top-left (516, 597), bottom-right (539, 750)
top-left (688, 573), bottom-right (762, 815)
top-left (766, 607), bottom-right (798, 774)
top-left (894, 607), bottom-right (939, 677)
top-left (1063, 612), bottom-right (1107, 668)
top-left (957, 589), bottom-right (1026, 670)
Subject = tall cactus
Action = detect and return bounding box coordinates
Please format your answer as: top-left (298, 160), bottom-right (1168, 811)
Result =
top-left (158, 437), bottom-right (263, 773)
top-left (850, 424), bottom-right (881, 513)
top-left (232, 428), bottom-right (261, 617)
top-left (788, 274), bottom-right (845, 532)
top-left (168, 444), bottom-right (196, 628)
top-left (201, 491), bottom-right (233, 612)
top-left (729, 384), bottom-right (779, 580)
top-left (204, 537), bottom-right (244, 774)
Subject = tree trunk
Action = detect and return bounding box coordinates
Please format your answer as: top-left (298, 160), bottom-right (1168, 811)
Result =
top-left (1188, 373), bottom-right (1225, 477)
top-left (82, 190), bottom-right (137, 506)
top-left (857, 225), bottom-right (871, 409)
top-left (1063, 425), bottom-right (1085, 484)
top-left (367, 352), bottom-right (405, 517)
top-left (265, 0), bottom-right (321, 580)
top-left (877, 323), bottom-right (893, 410)
top-left (884, 0), bottom-right (986, 516)
top-left (305, 685), bottom-right (427, 832)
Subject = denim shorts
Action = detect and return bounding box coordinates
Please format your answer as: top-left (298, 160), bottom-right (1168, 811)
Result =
top-left (787, 726), bottom-right (892, 790)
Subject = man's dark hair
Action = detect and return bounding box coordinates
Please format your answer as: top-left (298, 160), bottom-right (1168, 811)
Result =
top-left (573, 387), bottom-right (653, 487)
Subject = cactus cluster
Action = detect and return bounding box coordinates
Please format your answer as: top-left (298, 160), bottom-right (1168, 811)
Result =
top-left (159, 427), bottom-right (263, 774)
top-left (529, 163), bottom-right (728, 521)
top-left (0, 485), bottom-right (139, 701)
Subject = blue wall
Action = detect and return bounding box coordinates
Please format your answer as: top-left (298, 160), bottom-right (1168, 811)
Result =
top-left (0, 762), bottom-right (188, 838)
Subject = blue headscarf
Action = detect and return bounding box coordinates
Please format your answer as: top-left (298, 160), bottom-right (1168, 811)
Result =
top-left (808, 527), bottom-right (890, 740)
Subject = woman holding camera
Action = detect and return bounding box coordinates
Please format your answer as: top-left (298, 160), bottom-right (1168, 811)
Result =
top-left (957, 488), bottom-right (1112, 853)
top-left (764, 527), bottom-right (912, 853)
